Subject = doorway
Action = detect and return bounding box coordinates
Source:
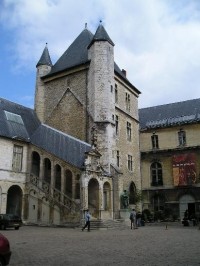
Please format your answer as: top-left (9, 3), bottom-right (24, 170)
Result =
top-left (179, 194), bottom-right (195, 220)
top-left (188, 203), bottom-right (195, 219)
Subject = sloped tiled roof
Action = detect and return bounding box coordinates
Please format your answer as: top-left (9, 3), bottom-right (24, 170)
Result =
top-left (31, 124), bottom-right (91, 168)
top-left (0, 98), bottom-right (40, 141)
top-left (47, 28), bottom-right (93, 76)
top-left (139, 98), bottom-right (200, 130)
top-left (0, 98), bottom-right (91, 168)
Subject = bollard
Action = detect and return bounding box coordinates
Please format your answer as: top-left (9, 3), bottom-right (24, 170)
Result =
top-left (165, 224), bottom-right (168, 230)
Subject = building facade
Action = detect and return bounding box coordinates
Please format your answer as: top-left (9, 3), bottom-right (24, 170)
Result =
top-left (139, 99), bottom-right (200, 221)
top-left (0, 23), bottom-right (141, 225)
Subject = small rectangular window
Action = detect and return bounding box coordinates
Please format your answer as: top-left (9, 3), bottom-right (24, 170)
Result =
top-left (127, 122), bottom-right (131, 141)
top-left (125, 93), bottom-right (130, 112)
top-left (12, 145), bottom-right (23, 172)
top-left (128, 155), bottom-right (133, 171)
top-left (178, 130), bottom-right (186, 146)
top-left (115, 115), bottom-right (119, 135)
top-left (151, 134), bottom-right (159, 149)
top-left (117, 150), bottom-right (120, 167)
top-left (115, 84), bottom-right (118, 104)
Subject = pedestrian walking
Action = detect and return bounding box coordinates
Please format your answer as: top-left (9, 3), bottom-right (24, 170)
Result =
top-left (136, 211), bottom-right (142, 227)
top-left (82, 209), bottom-right (91, 232)
top-left (130, 208), bottom-right (137, 229)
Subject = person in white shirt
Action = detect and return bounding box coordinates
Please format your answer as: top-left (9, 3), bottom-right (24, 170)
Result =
top-left (82, 209), bottom-right (91, 232)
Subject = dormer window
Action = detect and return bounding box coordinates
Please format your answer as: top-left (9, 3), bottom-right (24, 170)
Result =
top-left (4, 111), bottom-right (24, 125)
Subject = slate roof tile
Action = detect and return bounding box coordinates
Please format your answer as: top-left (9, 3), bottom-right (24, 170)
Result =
top-left (139, 98), bottom-right (200, 129)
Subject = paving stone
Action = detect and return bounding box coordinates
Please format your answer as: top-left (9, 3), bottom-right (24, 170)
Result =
top-left (1, 223), bottom-right (200, 266)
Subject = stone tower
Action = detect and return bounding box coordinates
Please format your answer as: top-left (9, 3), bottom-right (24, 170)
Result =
top-left (34, 44), bottom-right (52, 122)
top-left (87, 24), bottom-right (115, 172)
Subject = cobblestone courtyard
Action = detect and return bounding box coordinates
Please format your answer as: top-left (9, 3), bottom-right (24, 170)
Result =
top-left (2, 224), bottom-right (200, 266)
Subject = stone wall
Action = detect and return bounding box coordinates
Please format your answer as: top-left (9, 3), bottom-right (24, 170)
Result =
top-left (42, 70), bottom-right (88, 141)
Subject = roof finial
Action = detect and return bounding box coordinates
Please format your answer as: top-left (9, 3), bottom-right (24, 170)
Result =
top-left (100, 20), bottom-right (102, 24)
top-left (46, 42), bottom-right (48, 47)
top-left (85, 23), bottom-right (87, 29)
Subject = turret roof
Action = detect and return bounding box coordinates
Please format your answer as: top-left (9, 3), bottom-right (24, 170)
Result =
top-left (36, 44), bottom-right (52, 67)
top-left (88, 24), bottom-right (114, 48)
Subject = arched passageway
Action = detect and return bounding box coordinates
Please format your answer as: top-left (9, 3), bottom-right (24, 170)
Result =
top-left (6, 185), bottom-right (22, 216)
top-left (88, 178), bottom-right (99, 218)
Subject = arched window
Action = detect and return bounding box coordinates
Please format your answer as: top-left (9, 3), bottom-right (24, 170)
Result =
top-left (151, 162), bottom-right (163, 186)
top-left (55, 164), bottom-right (61, 191)
top-left (44, 158), bottom-right (51, 184)
top-left (65, 169), bottom-right (72, 197)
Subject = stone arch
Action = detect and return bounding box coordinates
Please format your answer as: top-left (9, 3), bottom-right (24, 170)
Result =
top-left (129, 181), bottom-right (136, 205)
top-left (31, 151), bottom-right (40, 177)
top-left (65, 169), bottom-right (72, 198)
top-left (55, 164), bottom-right (61, 191)
top-left (88, 178), bottom-right (99, 218)
top-left (103, 182), bottom-right (111, 211)
top-left (6, 185), bottom-right (22, 216)
top-left (44, 158), bottom-right (51, 183)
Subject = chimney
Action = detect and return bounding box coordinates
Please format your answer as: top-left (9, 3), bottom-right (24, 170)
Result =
top-left (122, 69), bottom-right (126, 77)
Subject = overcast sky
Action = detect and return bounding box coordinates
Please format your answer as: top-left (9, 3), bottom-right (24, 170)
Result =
top-left (0, 0), bottom-right (200, 109)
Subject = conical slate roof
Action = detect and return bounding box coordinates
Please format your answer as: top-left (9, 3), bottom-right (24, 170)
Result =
top-left (36, 45), bottom-right (52, 67)
top-left (88, 24), bottom-right (114, 48)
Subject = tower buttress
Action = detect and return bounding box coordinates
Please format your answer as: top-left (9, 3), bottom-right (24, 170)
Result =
top-left (87, 24), bottom-right (115, 172)
top-left (34, 44), bottom-right (52, 122)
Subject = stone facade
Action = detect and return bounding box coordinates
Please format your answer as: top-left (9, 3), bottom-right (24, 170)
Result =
top-left (34, 25), bottom-right (142, 220)
top-left (0, 24), bottom-right (142, 225)
top-left (0, 138), bottom-right (27, 216)
top-left (140, 122), bottom-right (200, 221)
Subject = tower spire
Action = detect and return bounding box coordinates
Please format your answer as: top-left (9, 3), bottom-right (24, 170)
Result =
top-left (36, 44), bottom-right (52, 68)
